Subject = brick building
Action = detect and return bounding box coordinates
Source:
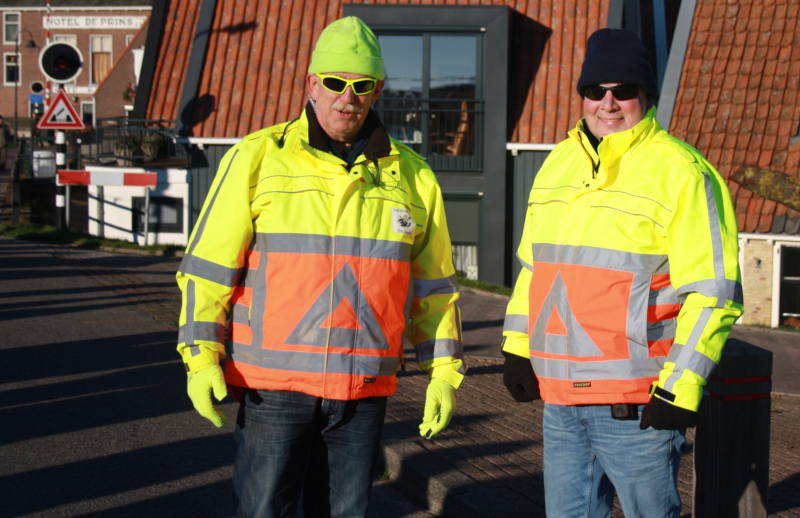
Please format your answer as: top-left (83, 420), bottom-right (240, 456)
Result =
top-left (0, 0), bottom-right (151, 133)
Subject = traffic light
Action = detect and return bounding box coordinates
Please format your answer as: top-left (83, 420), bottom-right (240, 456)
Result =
top-left (39, 42), bottom-right (83, 83)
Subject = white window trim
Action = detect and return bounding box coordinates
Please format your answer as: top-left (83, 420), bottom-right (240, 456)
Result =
top-left (3, 11), bottom-right (21, 46)
top-left (81, 99), bottom-right (95, 127)
top-left (772, 242), bottom-right (800, 328)
top-left (3, 52), bottom-right (20, 86)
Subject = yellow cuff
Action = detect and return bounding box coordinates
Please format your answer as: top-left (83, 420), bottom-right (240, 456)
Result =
top-left (431, 363), bottom-right (465, 390)
top-left (501, 333), bottom-right (530, 358)
top-left (180, 348), bottom-right (220, 374)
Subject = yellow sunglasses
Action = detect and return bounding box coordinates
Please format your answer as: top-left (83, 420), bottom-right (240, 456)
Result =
top-left (316, 73), bottom-right (378, 96)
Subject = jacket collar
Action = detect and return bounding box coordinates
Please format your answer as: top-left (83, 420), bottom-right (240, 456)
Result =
top-left (303, 102), bottom-right (393, 162)
top-left (572, 106), bottom-right (660, 158)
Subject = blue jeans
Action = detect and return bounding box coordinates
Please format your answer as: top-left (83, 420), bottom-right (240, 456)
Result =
top-left (233, 389), bottom-right (387, 518)
top-left (542, 403), bottom-right (686, 518)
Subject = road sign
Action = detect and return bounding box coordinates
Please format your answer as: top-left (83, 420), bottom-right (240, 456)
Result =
top-left (37, 89), bottom-right (85, 130)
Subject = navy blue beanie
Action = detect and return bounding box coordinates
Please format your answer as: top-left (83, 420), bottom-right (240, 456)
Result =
top-left (576, 28), bottom-right (657, 97)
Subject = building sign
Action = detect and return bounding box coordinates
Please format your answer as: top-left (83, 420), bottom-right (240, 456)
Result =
top-left (44, 16), bottom-right (147, 30)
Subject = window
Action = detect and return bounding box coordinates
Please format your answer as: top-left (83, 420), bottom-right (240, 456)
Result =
top-left (132, 196), bottom-right (183, 234)
top-left (90, 35), bottom-right (112, 84)
top-left (81, 101), bottom-right (94, 127)
top-left (779, 245), bottom-right (800, 326)
top-left (375, 32), bottom-right (482, 172)
top-left (3, 12), bottom-right (19, 45)
top-left (3, 52), bottom-right (19, 86)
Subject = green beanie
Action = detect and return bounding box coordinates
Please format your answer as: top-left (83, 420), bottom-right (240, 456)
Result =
top-left (308, 16), bottom-right (385, 80)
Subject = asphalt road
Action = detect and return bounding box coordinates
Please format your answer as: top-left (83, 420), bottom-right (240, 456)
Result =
top-left (0, 237), bottom-right (431, 518)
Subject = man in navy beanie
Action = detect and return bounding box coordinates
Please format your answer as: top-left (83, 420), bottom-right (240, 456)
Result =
top-left (501, 27), bottom-right (743, 517)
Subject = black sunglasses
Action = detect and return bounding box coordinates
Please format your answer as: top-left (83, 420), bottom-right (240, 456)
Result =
top-left (581, 84), bottom-right (641, 101)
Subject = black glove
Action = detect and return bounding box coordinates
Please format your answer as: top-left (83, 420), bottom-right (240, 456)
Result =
top-left (502, 351), bottom-right (540, 402)
top-left (639, 395), bottom-right (698, 430)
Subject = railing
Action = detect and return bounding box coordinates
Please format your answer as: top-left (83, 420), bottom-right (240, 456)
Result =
top-left (375, 97), bottom-right (483, 172)
top-left (83, 118), bottom-right (189, 167)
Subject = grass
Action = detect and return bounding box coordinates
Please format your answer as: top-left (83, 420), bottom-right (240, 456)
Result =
top-left (0, 223), bottom-right (183, 256)
top-left (456, 273), bottom-right (512, 296)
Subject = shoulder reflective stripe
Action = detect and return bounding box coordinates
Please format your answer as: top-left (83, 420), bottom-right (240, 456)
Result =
top-left (647, 318), bottom-right (676, 341)
top-left (189, 345), bottom-right (202, 356)
top-left (664, 308), bottom-right (717, 391)
top-left (587, 205), bottom-right (664, 228)
top-left (254, 173), bottom-right (337, 187)
top-left (254, 233), bottom-right (411, 261)
top-left (703, 172), bottom-right (726, 281)
top-left (285, 263), bottom-right (389, 350)
top-left (232, 303), bottom-right (249, 324)
top-left (676, 279), bottom-right (743, 305)
top-left (517, 252), bottom-right (533, 271)
top-left (533, 272), bottom-right (602, 357)
top-left (253, 189), bottom-right (334, 202)
top-left (529, 200), bottom-right (569, 207)
top-left (533, 243), bottom-right (669, 272)
top-left (229, 346), bottom-right (400, 376)
top-left (187, 148), bottom-right (239, 256)
top-left (413, 276), bottom-right (458, 298)
top-left (649, 285), bottom-right (679, 306)
top-left (362, 195), bottom-right (410, 211)
top-left (503, 313), bottom-right (529, 333)
top-left (415, 339), bottom-right (463, 362)
top-left (179, 254), bottom-right (241, 287)
top-left (179, 321), bottom-right (226, 343)
top-left (532, 355), bottom-right (664, 381)
top-left (531, 185), bottom-right (580, 192)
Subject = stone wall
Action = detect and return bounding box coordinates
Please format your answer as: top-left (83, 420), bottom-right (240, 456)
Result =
top-left (740, 239), bottom-right (774, 326)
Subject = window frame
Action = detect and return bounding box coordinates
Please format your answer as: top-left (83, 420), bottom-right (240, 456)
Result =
top-left (3, 51), bottom-right (20, 86)
top-left (89, 34), bottom-right (113, 86)
top-left (3, 12), bottom-right (20, 46)
top-left (132, 195), bottom-right (184, 234)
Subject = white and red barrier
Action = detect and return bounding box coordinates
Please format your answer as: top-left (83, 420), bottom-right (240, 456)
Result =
top-left (57, 168), bottom-right (157, 187)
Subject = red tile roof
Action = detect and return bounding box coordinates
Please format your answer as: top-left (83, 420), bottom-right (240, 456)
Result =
top-left (669, 0), bottom-right (800, 234)
top-left (145, 0), bottom-right (610, 144)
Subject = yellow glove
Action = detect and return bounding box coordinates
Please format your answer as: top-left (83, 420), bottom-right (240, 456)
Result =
top-left (419, 378), bottom-right (456, 438)
top-left (186, 364), bottom-right (227, 428)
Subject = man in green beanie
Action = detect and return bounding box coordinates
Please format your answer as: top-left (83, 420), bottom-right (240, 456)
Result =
top-left (176, 15), bottom-right (464, 517)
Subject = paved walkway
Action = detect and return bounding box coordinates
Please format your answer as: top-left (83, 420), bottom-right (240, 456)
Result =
top-left (2, 237), bottom-right (799, 517)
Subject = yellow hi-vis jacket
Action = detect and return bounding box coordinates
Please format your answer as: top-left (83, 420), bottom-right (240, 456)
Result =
top-left (503, 108), bottom-right (743, 412)
top-left (177, 107), bottom-right (464, 401)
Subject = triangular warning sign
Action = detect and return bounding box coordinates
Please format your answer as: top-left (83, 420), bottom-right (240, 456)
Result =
top-left (286, 263), bottom-right (388, 350)
top-left (533, 272), bottom-right (601, 357)
top-left (37, 89), bottom-right (85, 130)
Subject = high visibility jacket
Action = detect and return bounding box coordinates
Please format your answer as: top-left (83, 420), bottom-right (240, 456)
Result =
top-left (177, 107), bottom-right (464, 401)
top-left (503, 108), bottom-right (743, 412)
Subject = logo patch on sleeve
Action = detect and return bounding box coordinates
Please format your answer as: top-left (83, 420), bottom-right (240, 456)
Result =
top-left (573, 381), bottom-right (592, 388)
top-left (392, 208), bottom-right (414, 234)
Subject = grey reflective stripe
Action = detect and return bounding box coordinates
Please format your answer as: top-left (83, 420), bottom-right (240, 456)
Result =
top-left (626, 271), bottom-right (652, 359)
top-left (532, 355), bottom-right (665, 381)
top-left (414, 276), bottom-right (458, 298)
top-left (676, 279), bottom-right (743, 305)
top-left (186, 279), bottom-right (197, 354)
top-left (503, 313), bottom-right (529, 333)
top-left (415, 339), bottom-right (463, 362)
top-left (250, 251), bottom-right (268, 348)
top-left (188, 345), bottom-right (202, 356)
top-left (231, 303), bottom-right (249, 325)
top-left (647, 318), bottom-right (676, 341)
top-left (179, 321), bottom-right (226, 343)
top-left (254, 233), bottom-right (411, 261)
top-left (533, 243), bottom-right (669, 273)
top-left (703, 172), bottom-right (726, 281)
top-left (597, 188), bottom-right (672, 212)
top-left (362, 195), bottom-right (410, 211)
top-left (186, 148), bottom-right (239, 256)
top-left (649, 285), bottom-right (679, 306)
top-left (517, 252), bottom-right (533, 271)
top-left (253, 188), bottom-right (334, 202)
top-left (532, 272), bottom-right (602, 357)
top-left (179, 254), bottom-right (241, 287)
top-left (664, 307), bottom-right (717, 391)
top-left (228, 345), bottom-right (401, 376)
top-left (285, 263), bottom-right (389, 350)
